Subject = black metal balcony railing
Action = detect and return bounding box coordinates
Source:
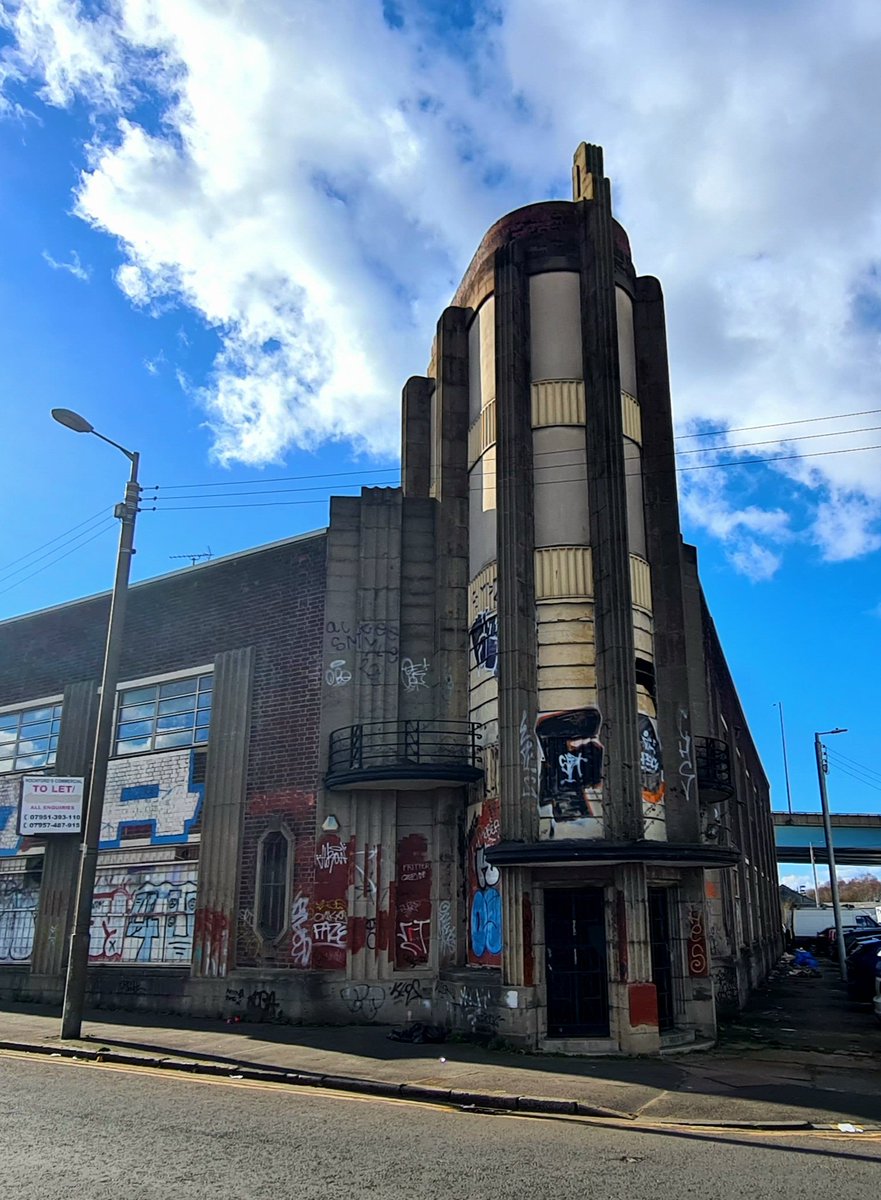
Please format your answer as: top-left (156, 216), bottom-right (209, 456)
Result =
top-left (326, 719), bottom-right (484, 790)
top-left (694, 735), bottom-right (735, 803)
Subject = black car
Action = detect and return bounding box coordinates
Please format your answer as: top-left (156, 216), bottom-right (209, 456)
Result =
top-left (846, 938), bottom-right (881, 1003)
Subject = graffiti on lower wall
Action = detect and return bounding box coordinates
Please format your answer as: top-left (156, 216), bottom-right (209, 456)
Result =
top-left (536, 707), bottom-right (605, 839)
top-left (312, 833), bottom-right (349, 969)
top-left (89, 862), bottom-right (198, 963)
top-left (467, 798), bottom-right (502, 966)
top-left (395, 833), bottom-right (432, 968)
top-left (0, 869), bottom-right (40, 962)
top-left (639, 713), bottom-right (667, 841)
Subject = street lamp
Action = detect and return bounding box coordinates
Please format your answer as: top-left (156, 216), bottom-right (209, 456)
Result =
top-left (52, 408), bottom-right (140, 1040)
top-left (814, 728), bottom-right (848, 981)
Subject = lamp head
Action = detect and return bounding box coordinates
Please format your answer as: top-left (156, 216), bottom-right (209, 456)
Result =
top-left (52, 408), bottom-right (94, 434)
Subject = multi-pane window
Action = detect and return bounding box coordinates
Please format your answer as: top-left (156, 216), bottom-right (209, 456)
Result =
top-left (114, 675), bottom-right (212, 756)
top-left (257, 831), bottom-right (289, 940)
top-left (0, 702), bottom-right (62, 774)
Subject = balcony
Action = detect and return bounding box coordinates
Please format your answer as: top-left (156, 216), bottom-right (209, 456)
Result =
top-left (326, 720), bottom-right (484, 791)
top-left (695, 735), bottom-right (735, 803)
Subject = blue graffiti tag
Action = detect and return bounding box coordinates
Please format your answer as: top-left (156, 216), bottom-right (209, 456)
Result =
top-left (470, 888), bottom-right (503, 958)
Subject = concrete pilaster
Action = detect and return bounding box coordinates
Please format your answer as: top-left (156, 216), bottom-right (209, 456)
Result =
top-left (634, 276), bottom-right (700, 843)
top-left (30, 679), bottom-right (98, 979)
top-left (431, 308), bottom-right (470, 727)
top-left (576, 145), bottom-right (641, 843)
top-left (614, 861), bottom-right (661, 1053)
top-left (402, 376), bottom-right (433, 500)
top-left (192, 645), bottom-right (254, 978)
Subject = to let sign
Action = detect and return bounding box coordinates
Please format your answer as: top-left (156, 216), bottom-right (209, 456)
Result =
top-left (18, 776), bottom-right (85, 836)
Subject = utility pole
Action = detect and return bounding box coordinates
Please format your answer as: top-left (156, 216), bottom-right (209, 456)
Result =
top-left (52, 409), bottom-right (140, 1040)
top-left (814, 728), bottom-right (848, 981)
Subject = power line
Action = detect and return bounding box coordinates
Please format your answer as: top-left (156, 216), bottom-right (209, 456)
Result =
top-left (0, 520), bottom-right (117, 598)
top-left (825, 758), bottom-right (881, 796)
top-left (827, 749), bottom-right (881, 786)
top-left (149, 406), bottom-right (881, 493)
top-left (142, 439), bottom-right (881, 509)
top-left (0, 505), bottom-right (112, 579)
top-left (0, 513), bottom-right (116, 587)
top-left (676, 407), bottom-right (881, 440)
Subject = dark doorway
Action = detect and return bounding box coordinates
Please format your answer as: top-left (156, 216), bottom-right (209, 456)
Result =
top-left (544, 887), bottom-right (610, 1038)
top-left (648, 887), bottom-right (676, 1033)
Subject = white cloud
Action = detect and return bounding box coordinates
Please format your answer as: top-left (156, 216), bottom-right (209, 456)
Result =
top-left (41, 248), bottom-right (90, 281)
top-left (1, 0), bottom-right (880, 562)
top-left (812, 493), bottom-right (881, 562)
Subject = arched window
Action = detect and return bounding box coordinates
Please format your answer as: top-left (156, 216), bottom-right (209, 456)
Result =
top-left (257, 830), bottom-right (289, 940)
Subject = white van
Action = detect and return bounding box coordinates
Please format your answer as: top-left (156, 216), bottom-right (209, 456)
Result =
top-left (789, 906), bottom-right (880, 948)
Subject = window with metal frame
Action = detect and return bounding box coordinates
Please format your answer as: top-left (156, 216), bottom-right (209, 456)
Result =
top-left (114, 674), bottom-right (212, 756)
top-left (0, 701), bottom-right (63, 774)
top-left (257, 830), bottom-right (290, 941)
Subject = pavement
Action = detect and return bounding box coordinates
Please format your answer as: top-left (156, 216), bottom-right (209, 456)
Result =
top-left (1, 960), bottom-right (879, 1131)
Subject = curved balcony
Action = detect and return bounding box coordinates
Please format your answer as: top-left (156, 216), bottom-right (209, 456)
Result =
top-left (695, 735), bottom-right (735, 803)
top-left (326, 720), bottom-right (484, 791)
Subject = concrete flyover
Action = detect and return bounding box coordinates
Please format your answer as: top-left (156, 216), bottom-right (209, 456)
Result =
top-left (773, 811), bottom-right (881, 866)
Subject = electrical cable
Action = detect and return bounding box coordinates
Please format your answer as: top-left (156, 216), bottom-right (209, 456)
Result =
top-left (823, 759), bottom-right (881, 795)
top-left (0, 521), bottom-right (117, 598)
top-left (826, 750), bottom-right (881, 787)
top-left (826, 749), bottom-right (881, 784)
top-left (0, 505), bottom-right (113, 579)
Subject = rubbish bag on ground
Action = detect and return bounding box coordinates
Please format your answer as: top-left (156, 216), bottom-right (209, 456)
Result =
top-left (792, 949), bottom-right (820, 973)
top-left (388, 1023), bottom-right (448, 1044)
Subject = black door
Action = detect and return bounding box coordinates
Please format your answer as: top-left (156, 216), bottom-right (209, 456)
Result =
top-left (648, 887), bottom-right (675, 1033)
top-left (545, 887), bottom-right (609, 1038)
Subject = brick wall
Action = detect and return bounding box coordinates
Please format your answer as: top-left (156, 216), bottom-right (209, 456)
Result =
top-left (0, 532), bottom-right (328, 971)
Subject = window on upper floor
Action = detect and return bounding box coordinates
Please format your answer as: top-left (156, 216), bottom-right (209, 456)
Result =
top-left (0, 700), bottom-right (63, 773)
top-left (114, 673), bottom-right (212, 756)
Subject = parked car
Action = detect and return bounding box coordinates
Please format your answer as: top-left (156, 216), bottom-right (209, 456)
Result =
top-left (846, 938), bottom-right (881, 1003)
top-left (791, 908), bottom-right (879, 953)
top-left (873, 957), bottom-right (881, 1027)
top-left (817, 919), bottom-right (881, 958)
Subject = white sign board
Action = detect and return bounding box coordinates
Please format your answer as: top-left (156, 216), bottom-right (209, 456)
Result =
top-left (18, 776), bottom-right (85, 836)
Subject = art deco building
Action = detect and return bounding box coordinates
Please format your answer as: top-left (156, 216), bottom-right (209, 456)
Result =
top-left (0, 144), bottom-right (780, 1053)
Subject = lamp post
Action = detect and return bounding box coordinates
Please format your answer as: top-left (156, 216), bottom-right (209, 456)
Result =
top-left (52, 408), bottom-right (140, 1040)
top-left (814, 727), bottom-right (848, 981)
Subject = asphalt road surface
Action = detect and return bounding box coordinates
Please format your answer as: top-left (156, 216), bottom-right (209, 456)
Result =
top-left (1, 1050), bottom-right (878, 1200)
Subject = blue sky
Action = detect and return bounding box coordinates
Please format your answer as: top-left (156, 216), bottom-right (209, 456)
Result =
top-left (1, 1), bottom-right (880, 886)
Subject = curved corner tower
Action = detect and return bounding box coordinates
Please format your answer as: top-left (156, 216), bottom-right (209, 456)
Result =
top-left (402, 143), bottom-right (739, 1053)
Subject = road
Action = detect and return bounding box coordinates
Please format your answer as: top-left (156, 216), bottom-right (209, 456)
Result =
top-left (1, 1050), bottom-right (878, 1199)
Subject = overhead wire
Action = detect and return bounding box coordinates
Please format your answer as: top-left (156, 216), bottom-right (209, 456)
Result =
top-left (147, 406), bottom-right (881, 493)
top-left (0, 520), bottom-right (117, 598)
top-left (826, 749), bottom-right (881, 787)
top-left (0, 505), bottom-right (113, 579)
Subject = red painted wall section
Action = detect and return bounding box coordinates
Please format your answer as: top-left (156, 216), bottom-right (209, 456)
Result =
top-left (394, 833), bottom-right (432, 968)
top-left (628, 982), bottom-right (659, 1029)
top-left (311, 833), bottom-right (349, 969)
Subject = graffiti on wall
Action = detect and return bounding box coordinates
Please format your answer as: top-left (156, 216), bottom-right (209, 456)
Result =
top-left (677, 707), bottom-right (696, 806)
top-left (290, 891), bottom-right (312, 967)
top-left (469, 610), bottom-right (498, 676)
top-left (324, 659), bottom-right (352, 687)
top-left (100, 747), bottom-right (204, 848)
top-left (467, 798), bottom-right (502, 966)
top-left (326, 621), bottom-right (400, 686)
top-left (311, 834), bottom-right (348, 968)
top-left (639, 714), bottom-right (667, 841)
top-left (395, 833), bottom-right (432, 968)
top-left (687, 908), bottom-right (709, 976)
top-left (437, 899), bottom-right (456, 960)
top-left (0, 870), bottom-right (39, 962)
top-left (89, 863), bottom-right (198, 964)
top-left (400, 657), bottom-right (430, 692)
top-left (536, 708), bottom-right (604, 839)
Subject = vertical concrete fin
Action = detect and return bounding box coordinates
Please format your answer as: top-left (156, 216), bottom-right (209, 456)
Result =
top-left (31, 678), bottom-right (99, 978)
top-left (192, 645), bottom-right (255, 978)
top-left (634, 276), bottom-right (699, 842)
top-left (432, 307), bottom-right (470, 724)
top-left (402, 375), bottom-right (434, 499)
top-left (579, 172), bottom-right (641, 841)
top-left (496, 244), bottom-right (537, 851)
